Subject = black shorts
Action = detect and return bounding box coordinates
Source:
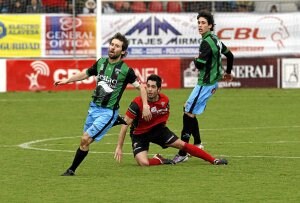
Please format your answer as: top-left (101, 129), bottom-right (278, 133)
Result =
top-left (130, 124), bottom-right (178, 157)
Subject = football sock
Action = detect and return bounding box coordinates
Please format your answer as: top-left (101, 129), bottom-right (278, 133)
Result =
top-left (178, 114), bottom-right (193, 156)
top-left (182, 142), bottom-right (215, 164)
top-left (148, 158), bottom-right (162, 166)
top-left (191, 117), bottom-right (201, 145)
top-left (69, 147), bottom-right (89, 171)
top-left (178, 133), bottom-right (190, 156)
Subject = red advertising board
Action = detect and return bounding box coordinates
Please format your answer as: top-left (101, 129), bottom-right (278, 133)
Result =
top-left (6, 58), bottom-right (181, 92)
top-left (124, 58), bottom-right (181, 89)
top-left (6, 59), bottom-right (96, 91)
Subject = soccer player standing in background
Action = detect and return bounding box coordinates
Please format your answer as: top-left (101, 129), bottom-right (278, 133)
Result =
top-left (54, 32), bottom-right (152, 176)
top-left (173, 10), bottom-right (234, 163)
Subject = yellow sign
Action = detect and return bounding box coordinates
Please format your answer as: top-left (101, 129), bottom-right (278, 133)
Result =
top-left (0, 15), bottom-right (41, 57)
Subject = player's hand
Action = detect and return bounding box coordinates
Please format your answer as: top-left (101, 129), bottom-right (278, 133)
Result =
top-left (142, 104), bottom-right (152, 121)
top-left (114, 147), bottom-right (123, 163)
top-left (223, 73), bottom-right (233, 82)
top-left (54, 79), bottom-right (69, 86)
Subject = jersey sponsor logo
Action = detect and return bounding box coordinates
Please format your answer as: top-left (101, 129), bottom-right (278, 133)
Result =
top-left (114, 67), bottom-right (121, 75)
top-left (150, 106), bottom-right (157, 113)
top-left (98, 75), bottom-right (117, 89)
top-left (150, 106), bottom-right (168, 115)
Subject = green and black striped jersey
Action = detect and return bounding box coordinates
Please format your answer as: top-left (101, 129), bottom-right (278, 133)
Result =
top-left (86, 57), bottom-right (137, 110)
top-left (194, 31), bottom-right (233, 86)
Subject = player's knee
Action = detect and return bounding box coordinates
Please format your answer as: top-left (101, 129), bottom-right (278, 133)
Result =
top-left (136, 159), bottom-right (149, 166)
top-left (184, 112), bottom-right (195, 118)
top-left (80, 133), bottom-right (92, 150)
top-left (138, 162), bottom-right (150, 167)
top-left (172, 139), bottom-right (185, 150)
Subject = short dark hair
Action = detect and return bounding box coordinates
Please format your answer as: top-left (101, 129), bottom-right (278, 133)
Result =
top-left (197, 10), bottom-right (215, 31)
top-left (147, 74), bottom-right (162, 88)
top-left (109, 32), bottom-right (129, 58)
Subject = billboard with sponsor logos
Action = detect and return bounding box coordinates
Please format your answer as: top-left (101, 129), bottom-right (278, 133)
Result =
top-left (5, 58), bottom-right (181, 92)
top-left (101, 14), bottom-right (199, 58)
top-left (181, 57), bottom-right (279, 88)
top-left (0, 14), bottom-right (96, 58)
top-left (2, 57), bottom-right (300, 92)
top-left (45, 15), bottom-right (96, 57)
top-left (101, 13), bottom-right (300, 58)
top-left (0, 13), bottom-right (299, 58)
top-left (216, 13), bottom-right (299, 57)
top-left (0, 15), bottom-right (41, 57)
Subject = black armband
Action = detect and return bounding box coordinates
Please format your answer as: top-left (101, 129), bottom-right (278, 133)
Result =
top-left (194, 58), bottom-right (205, 70)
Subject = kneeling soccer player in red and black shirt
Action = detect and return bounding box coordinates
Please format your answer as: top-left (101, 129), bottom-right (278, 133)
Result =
top-left (114, 74), bottom-right (228, 166)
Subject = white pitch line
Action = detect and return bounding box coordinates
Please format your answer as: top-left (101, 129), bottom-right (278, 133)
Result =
top-left (101, 140), bottom-right (300, 144)
top-left (201, 125), bottom-right (300, 131)
top-left (0, 98), bottom-right (89, 102)
top-left (224, 155), bottom-right (300, 159)
top-left (15, 135), bottom-right (300, 159)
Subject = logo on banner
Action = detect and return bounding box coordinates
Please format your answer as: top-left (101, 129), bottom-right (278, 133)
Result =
top-left (125, 17), bottom-right (181, 36)
top-left (287, 65), bottom-right (299, 83)
top-left (60, 17), bottom-right (82, 31)
top-left (26, 61), bottom-right (50, 90)
top-left (134, 67), bottom-right (167, 87)
top-left (284, 63), bottom-right (299, 84)
top-left (46, 16), bottom-right (96, 55)
top-left (257, 16), bottom-right (290, 49)
top-left (0, 22), bottom-right (7, 39)
top-left (282, 59), bottom-right (300, 88)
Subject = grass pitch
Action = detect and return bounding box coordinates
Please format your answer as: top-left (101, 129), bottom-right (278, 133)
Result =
top-left (0, 88), bottom-right (299, 203)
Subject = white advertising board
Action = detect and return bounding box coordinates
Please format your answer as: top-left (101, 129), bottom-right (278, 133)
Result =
top-left (0, 59), bottom-right (6, 92)
top-left (101, 13), bottom-right (300, 58)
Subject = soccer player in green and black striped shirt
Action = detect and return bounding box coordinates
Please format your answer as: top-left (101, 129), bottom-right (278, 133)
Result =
top-left (54, 33), bottom-right (152, 176)
top-left (173, 10), bottom-right (234, 163)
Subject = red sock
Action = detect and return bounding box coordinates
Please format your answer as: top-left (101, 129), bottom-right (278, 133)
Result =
top-left (148, 158), bottom-right (161, 166)
top-left (183, 142), bottom-right (215, 164)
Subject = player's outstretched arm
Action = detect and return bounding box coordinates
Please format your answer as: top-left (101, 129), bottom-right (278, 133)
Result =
top-left (54, 70), bottom-right (89, 86)
top-left (114, 116), bottom-right (133, 163)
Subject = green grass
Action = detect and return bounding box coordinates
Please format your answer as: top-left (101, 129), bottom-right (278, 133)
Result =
top-left (0, 88), bottom-right (299, 203)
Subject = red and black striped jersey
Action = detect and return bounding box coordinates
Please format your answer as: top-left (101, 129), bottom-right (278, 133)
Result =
top-left (126, 93), bottom-right (170, 135)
